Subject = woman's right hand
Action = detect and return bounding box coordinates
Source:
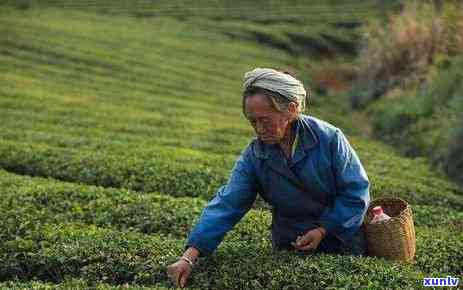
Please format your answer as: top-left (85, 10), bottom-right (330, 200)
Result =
top-left (166, 259), bottom-right (193, 288)
top-left (167, 247), bottom-right (200, 288)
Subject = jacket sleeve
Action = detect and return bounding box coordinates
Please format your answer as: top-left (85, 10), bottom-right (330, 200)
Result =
top-left (316, 129), bottom-right (370, 243)
top-left (184, 144), bottom-right (258, 257)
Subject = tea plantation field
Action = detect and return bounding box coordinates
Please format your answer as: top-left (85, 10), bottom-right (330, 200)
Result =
top-left (0, 2), bottom-right (462, 289)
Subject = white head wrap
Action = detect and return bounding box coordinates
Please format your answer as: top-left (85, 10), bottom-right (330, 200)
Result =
top-left (243, 68), bottom-right (307, 112)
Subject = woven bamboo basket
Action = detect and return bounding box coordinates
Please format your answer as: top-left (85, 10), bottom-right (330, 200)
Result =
top-left (363, 197), bottom-right (416, 263)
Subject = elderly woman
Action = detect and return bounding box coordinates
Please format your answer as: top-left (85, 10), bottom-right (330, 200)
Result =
top-left (167, 68), bottom-right (370, 288)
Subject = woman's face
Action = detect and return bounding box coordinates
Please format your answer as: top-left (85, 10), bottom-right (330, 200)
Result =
top-left (244, 94), bottom-right (294, 144)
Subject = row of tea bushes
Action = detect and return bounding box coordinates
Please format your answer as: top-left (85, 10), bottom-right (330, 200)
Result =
top-left (1, 170), bottom-right (461, 279)
top-left (1, 169), bottom-right (462, 241)
top-left (2, 222), bottom-right (436, 290)
top-left (3, 221), bottom-right (460, 289)
top-left (1, 135), bottom-right (462, 211)
top-left (0, 279), bottom-right (171, 290)
top-left (0, 169), bottom-right (270, 244)
top-left (2, 0), bottom-right (377, 23)
top-left (0, 140), bottom-right (229, 199)
top-left (0, 84), bottom-right (251, 156)
top-left (1, 223), bottom-right (183, 286)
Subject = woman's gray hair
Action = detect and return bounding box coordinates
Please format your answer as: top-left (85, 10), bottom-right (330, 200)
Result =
top-left (242, 68), bottom-right (308, 115)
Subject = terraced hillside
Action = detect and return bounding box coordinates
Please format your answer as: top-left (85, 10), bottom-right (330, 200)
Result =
top-left (0, 2), bottom-right (462, 289)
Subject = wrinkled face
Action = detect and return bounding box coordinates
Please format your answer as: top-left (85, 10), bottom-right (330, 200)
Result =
top-left (244, 94), bottom-right (293, 144)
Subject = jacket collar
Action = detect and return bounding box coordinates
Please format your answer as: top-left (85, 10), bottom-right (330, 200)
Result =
top-left (252, 115), bottom-right (319, 161)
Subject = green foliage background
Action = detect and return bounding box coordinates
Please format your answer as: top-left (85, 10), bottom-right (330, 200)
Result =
top-left (0, 1), bottom-right (462, 289)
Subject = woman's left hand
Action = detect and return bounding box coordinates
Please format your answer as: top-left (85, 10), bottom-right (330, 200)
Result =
top-left (291, 227), bottom-right (326, 251)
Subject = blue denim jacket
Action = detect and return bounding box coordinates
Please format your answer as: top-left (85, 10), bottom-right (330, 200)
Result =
top-left (185, 114), bottom-right (370, 256)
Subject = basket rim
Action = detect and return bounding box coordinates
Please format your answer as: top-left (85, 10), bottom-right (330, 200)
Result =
top-left (365, 196), bottom-right (412, 224)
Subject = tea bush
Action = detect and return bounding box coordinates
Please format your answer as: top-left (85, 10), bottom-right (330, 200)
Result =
top-left (415, 226), bottom-right (463, 277)
top-left (0, 169), bottom-right (271, 244)
top-left (0, 279), bottom-right (172, 290)
top-left (1, 169), bottom-right (461, 241)
top-left (0, 140), bottom-right (229, 199)
top-left (1, 223), bottom-right (181, 285)
top-left (1, 222), bottom-right (442, 289)
top-left (1, 134), bottom-right (462, 212)
top-left (0, 170), bottom-right (461, 288)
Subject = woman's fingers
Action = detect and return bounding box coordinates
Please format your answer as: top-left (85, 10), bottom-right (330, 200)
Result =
top-left (167, 265), bottom-right (181, 287)
top-left (180, 270), bottom-right (188, 288)
top-left (296, 233), bottom-right (313, 247)
top-left (292, 229), bottom-right (326, 251)
top-left (167, 260), bottom-right (193, 288)
top-left (298, 240), bottom-right (317, 251)
top-left (176, 268), bottom-right (184, 287)
top-left (166, 265), bottom-right (175, 281)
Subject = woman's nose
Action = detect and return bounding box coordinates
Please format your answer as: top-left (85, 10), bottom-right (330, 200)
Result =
top-left (255, 122), bottom-right (265, 134)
